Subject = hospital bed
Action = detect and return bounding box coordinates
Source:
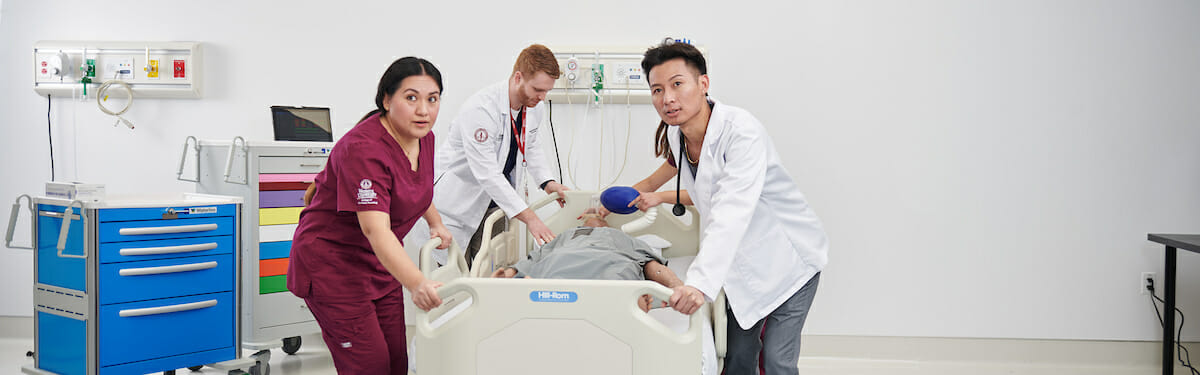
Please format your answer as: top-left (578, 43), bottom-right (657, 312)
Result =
top-left (414, 191), bottom-right (727, 374)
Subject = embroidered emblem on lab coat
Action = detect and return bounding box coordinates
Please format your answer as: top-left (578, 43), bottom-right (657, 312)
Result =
top-left (474, 128), bottom-right (489, 143)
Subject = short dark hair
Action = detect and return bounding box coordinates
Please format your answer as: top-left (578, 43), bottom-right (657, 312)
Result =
top-left (643, 43), bottom-right (707, 160)
top-left (641, 42), bottom-right (707, 79)
top-left (360, 57), bottom-right (444, 123)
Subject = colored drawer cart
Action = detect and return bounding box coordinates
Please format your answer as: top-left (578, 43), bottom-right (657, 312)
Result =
top-left (192, 139), bottom-right (330, 354)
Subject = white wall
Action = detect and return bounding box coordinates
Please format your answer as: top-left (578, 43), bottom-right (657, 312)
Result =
top-left (3, 0), bottom-right (1200, 342)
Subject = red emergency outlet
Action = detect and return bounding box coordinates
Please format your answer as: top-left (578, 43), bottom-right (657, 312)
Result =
top-left (173, 59), bottom-right (186, 78)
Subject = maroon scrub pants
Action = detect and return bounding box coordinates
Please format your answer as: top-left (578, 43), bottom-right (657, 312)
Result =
top-left (305, 286), bottom-right (408, 374)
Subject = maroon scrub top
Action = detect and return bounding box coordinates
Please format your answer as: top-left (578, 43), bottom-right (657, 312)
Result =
top-left (287, 113), bottom-right (435, 303)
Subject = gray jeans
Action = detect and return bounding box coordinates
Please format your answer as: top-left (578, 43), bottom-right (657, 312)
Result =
top-left (725, 272), bottom-right (820, 375)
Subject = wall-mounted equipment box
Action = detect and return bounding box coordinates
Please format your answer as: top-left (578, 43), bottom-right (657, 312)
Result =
top-left (547, 45), bottom-right (707, 105)
top-left (34, 41), bottom-right (202, 98)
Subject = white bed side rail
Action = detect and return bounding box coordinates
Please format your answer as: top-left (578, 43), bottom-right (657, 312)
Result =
top-left (471, 206), bottom-right (517, 277)
top-left (415, 278), bottom-right (705, 375)
top-left (419, 237), bottom-right (469, 283)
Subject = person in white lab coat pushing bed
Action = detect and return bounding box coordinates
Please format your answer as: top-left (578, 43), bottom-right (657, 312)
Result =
top-left (418, 44), bottom-right (570, 267)
top-left (624, 41), bottom-right (829, 375)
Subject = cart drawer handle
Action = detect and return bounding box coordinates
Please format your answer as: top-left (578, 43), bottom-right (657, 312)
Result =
top-left (119, 299), bottom-right (217, 317)
top-left (119, 261), bottom-right (218, 276)
top-left (120, 242), bottom-right (218, 256)
top-left (119, 223), bottom-right (218, 236)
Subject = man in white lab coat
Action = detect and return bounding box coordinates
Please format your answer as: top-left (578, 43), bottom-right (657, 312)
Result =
top-left (628, 41), bottom-right (828, 375)
top-left (428, 44), bottom-right (569, 266)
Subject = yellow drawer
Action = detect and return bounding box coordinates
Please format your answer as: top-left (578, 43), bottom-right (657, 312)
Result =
top-left (259, 207), bottom-right (303, 226)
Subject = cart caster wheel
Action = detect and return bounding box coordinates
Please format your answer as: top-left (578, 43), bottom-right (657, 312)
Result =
top-left (249, 362), bottom-right (270, 375)
top-left (188, 365), bottom-right (204, 371)
top-left (282, 336), bottom-right (302, 355)
top-left (252, 349), bottom-right (272, 363)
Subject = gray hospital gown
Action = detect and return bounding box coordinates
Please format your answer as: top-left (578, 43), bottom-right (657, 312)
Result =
top-left (511, 227), bottom-right (665, 280)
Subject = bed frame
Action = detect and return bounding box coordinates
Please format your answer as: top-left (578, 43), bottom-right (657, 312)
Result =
top-left (416, 191), bottom-right (726, 374)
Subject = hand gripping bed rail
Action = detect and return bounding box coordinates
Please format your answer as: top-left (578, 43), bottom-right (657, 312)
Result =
top-left (415, 278), bottom-right (705, 375)
top-left (419, 237), bottom-right (469, 283)
top-left (176, 135), bottom-right (201, 182)
top-left (471, 193), bottom-right (566, 277)
top-left (5, 195), bottom-right (34, 249)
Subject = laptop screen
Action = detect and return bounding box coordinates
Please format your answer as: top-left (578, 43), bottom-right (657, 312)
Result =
top-left (271, 106), bottom-right (332, 142)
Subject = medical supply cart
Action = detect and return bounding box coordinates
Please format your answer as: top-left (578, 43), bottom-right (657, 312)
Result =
top-left (10, 193), bottom-right (262, 375)
top-left (178, 137), bottom-right (332, 356)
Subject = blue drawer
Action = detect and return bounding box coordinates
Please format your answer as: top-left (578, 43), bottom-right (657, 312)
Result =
top-left (98, 204), bottom-right (237, 222)
top-left (98, 217), bottom-right (233, 243)
top-left (259, 240), bottom-right (292, 260)
top-left (98, 253), bottom-right (234, 305)
top-left (98, 292), bottom-right (234, 367)
top-left (99, 235), bottom-right (234, 264)
top-left (100, 346), bottom-right (234, 375)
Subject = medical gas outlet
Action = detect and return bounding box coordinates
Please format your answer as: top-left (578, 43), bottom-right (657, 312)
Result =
top-left (565, 57), bottom-right (580, 86)
top-left (591, 63), bottom-right (604, 103)
top-left (548, 44), bottom-right (706, 104)
top-left (33, 41), bottom-right (203, 98)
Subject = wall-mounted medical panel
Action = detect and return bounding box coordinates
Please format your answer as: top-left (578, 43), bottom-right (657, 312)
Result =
top-left (546, 45), bottom-right (707, 105)
top-left (34, 40), bottom-right (202, 98)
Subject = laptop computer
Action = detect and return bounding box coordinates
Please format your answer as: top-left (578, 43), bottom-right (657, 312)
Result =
top-left (271, 106), bottom-right (332, 142)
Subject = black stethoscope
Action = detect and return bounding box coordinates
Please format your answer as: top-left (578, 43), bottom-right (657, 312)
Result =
top-left (672, 131), bottom-right (687, 216)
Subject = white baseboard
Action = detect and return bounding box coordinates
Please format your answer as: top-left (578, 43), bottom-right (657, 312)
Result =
top-left (801, 335), bottom-right (1185, 374)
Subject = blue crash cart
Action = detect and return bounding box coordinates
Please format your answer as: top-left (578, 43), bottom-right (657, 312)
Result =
top-left (12, 193), bottom-right (266, 375)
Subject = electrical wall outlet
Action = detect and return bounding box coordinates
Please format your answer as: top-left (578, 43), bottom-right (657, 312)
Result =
top-left (1142, 272), bottom-right (1157, 295)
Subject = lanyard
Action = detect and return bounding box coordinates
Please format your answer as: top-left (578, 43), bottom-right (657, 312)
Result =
top-left (510, 109), bottom-right (527, 164)
top-left (510, 109), bottom-right (530, 203)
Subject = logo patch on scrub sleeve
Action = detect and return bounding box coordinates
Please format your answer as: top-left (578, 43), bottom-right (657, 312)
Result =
top-left (474, 128), bottom-right (489, 143)
top-left (357, 179), bottom-right (378, 205)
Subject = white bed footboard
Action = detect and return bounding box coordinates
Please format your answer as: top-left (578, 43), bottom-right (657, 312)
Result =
top-left (415, 278), bottom-right (704, 375)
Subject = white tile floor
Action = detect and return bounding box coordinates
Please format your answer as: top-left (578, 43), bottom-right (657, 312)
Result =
top-left (0, 333), bottom-right (1180, 375)
top-left (2, 334), bottom-right (338, 375)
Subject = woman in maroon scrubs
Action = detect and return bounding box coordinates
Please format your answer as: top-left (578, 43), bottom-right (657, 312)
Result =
top-left (287, 57), bottom-right (451, 374)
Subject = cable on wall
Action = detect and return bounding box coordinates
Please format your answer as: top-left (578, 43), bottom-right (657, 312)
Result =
top-left (1149, 280), bottom-right (1200, 374)
top-left (96, 80), bottom-right (135, 129)
top-left (47, 95), bottom-right (55, 181)
top-left (548, 99), bottom-right (563, 183)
